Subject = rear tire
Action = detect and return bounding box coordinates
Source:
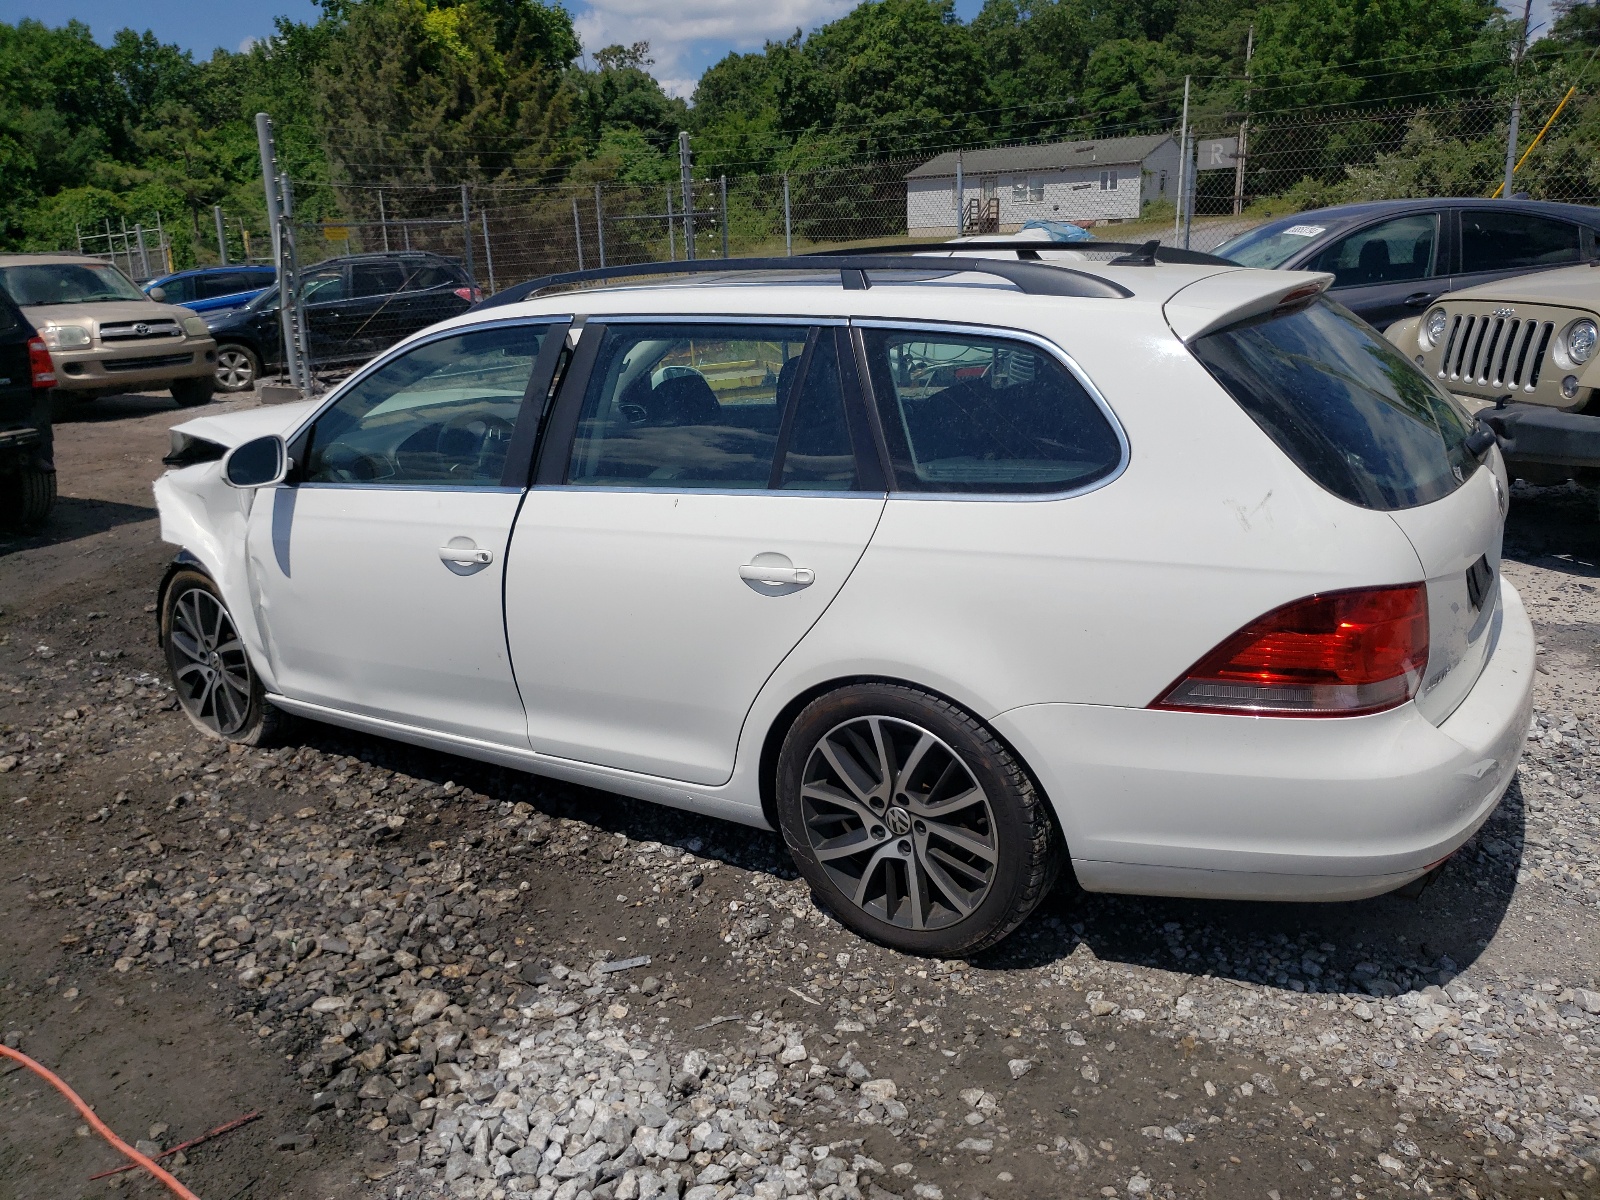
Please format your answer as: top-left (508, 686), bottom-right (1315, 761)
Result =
top-left (213, 344), bottom-right (259, 393)
top-left (171, 377), bottom-right (215, 408)
top-left (776, 683), bottom-right (1060, 957)
top-left (160, 569), bottom-right (285, 745)
top-left (0, 466), bottom-right (55, 533)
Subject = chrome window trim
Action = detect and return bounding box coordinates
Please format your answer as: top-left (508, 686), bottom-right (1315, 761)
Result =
top-left (528, 485), bottom-right (885, 501)
top-left (848, 317), bottom-right (1131, 503)
top-left (296, 483), bottom-right (525, 495)
top-left (574, 314), bottom-right (850, 326)
top-left (285, 315), bottom-right (573, 445)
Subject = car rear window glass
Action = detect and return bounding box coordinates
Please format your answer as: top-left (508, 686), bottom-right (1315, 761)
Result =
top-left (196, 273), bottom-right (252, 299)
top-left (352, 263), bottom-right (408, 297)
top-left (1191, 298), bottom-right (1478, 510)
top-left (1460, 210), bottom-right (1581, 274)
top-left (407, 265), bottom-right (456, 290)
top-left (859, 327), bottom-right (1122, 494)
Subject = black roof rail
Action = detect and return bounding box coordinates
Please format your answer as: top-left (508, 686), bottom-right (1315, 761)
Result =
top-left (800, 239), bottom-right (1235, 266)
top-left (473, 252), bottom-right (1136, 310)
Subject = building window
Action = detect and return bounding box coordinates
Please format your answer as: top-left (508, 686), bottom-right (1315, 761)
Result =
top-left (1099, 170), bottom-right (1118, 191)
top-left (1013, 177), bottom-right (1044, 202)
top-left (1028, 176), bottom-right (1043, 201)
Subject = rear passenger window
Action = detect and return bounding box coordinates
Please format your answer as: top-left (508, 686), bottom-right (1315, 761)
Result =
top-left (566, 324), bottom-right (859, 490)
top-left (1460, 210), bottom-right (1581, 274)
top-left (859, 328), bottom-right (1122, 493)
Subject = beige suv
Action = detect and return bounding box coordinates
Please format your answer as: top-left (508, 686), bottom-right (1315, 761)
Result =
top-left (1388, 262), bottom-right (1600, 499)
top-left (0, 254), bottom-right (218, 407)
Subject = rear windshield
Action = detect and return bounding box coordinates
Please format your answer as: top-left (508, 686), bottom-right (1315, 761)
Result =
top-left (1191, 298), bottom-right (1478, 511)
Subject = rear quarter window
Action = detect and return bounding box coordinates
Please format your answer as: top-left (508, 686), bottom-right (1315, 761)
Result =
top-left (1191, 298), bottom-right (1478, 510)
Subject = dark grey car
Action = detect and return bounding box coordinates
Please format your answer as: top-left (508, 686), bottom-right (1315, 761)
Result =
top-left (1215, 198), bottom-right (1600, 329)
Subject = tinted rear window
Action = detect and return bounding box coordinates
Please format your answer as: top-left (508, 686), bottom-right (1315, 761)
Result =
top-left (1191, 299), bottom-right (1478, 510)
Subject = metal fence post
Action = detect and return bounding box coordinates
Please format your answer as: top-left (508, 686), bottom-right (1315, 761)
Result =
top-left (1176, 76), bottom-right (1190, 242)
top-left (782, 175), bottom-right (792, 254)
top-left (214, 205), bottom-right (228, 264)
top-left (595, 184), bottom-right (607, 268)
top-left (255, 113), bottom-right (284, 264)
top-left (378, 189), bottom-right (389, 252)
top-left (460, 183), bottom-right (476, 284)
top-left (480, 207), bottom-right (495, 294)
top-left (572, 196), bottom-right (585, 271)
top-left (955, 150), bottom-right (964, 235)
top-left (134, 223), bottom-right (150, 278)
top-left (720, 175), bottom-right (729, 258)
top-left (667, 187), bottom-right (676, 261)
top-left (278, 172), bottom-right (310, 394)
top-left (1502, 97), bottom-right (1521, 199)
top-left (679, 131), bottom-right (695, 261)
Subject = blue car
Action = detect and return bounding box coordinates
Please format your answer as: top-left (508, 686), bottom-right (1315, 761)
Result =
top-left (144, 266), bottom-right (277, 316)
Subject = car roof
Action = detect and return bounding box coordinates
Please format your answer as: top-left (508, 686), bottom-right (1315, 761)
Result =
top-left (308, 251), bottom-right (460, 269)
top-left (151, 265), bottom-right (274, 282)
top-left (0, 253), bottom-right (127, 267)
top-left (1243, 196), bottom-right (1600, 238)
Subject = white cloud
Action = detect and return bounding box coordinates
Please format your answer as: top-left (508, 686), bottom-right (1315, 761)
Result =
top-left (238, 35), bottom-right (261, 53)
top-left (572, 0), bottom-right (853, 97)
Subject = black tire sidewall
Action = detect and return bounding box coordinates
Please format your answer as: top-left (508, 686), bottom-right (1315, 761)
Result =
top-left (776, 683), bottom-right (1048, 956)
top-left (171, 378), bottom-right (216, 407)
top-left (160, 569), bottom-right (274, 744)
top-left (3, 467), bottom-right (55, 532)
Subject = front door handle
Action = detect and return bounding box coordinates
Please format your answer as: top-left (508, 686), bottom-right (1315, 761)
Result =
top-left (439, 539), bottom-right (493, 566)
top-left (1404, 291), bottom-right (1436, 307)
top-left (740, 562), bottom-right (815, 587)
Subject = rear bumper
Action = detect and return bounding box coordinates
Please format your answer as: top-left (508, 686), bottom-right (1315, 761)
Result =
top-left (990, 576), bottom-right (1536, 902)
top-left (51, 339), bottom-right (217, 391)
top-left (1477, 401), bottom-right (1600, 473)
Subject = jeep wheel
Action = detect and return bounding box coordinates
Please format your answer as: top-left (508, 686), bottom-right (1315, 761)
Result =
top-left (0, 466), bottom-right (55, 533)
top-left (214, 344), bottom-right (259, 393)
top-left (171, 377), bottom-right (216, 408)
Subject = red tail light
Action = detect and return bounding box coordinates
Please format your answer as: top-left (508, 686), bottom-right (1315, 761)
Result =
top-left (1153, 583), bottom-right (1429, 717)
top-left (453, 286), bottom-right (481, 303)
top-left (27, 337), bottom-right (56, 388)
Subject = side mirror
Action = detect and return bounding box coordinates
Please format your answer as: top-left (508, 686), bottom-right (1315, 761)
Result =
top-left (148, 286), bottom-right (167, 303)
top-left (222, 435), bottom-right (288, 488)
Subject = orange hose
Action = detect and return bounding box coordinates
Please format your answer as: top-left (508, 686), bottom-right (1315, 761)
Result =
top-left (0, 1043), bottom-right (202, 1199)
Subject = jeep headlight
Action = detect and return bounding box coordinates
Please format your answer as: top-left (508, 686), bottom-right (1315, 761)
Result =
top-left (41, 325), bottom-right (91, 350)
top-left (182, 315), bottom-right (209, 337)
top-left (1565, 318), bottom-right (1597, 365)
top-left (1422, 308), bottom-right (1449, 349)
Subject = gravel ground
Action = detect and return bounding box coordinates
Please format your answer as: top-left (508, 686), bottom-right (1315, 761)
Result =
top-left (1, 396), bottom-right (1597, 1200)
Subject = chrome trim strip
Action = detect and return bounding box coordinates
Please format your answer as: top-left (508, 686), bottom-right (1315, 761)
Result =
top-left (528, 485), bottom-right (885, 500)
top-left (847, 316), bottom-right (1132, 504)
top-left (295, 483), bottom-right (524, 494)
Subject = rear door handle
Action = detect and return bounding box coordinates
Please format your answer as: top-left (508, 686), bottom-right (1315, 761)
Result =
top-left (1404, 292), bottom-right (1436, 307)
top-left (440, 540), bottom-right (493, 566)
top-left (739, 563), bottom-right (814, 587)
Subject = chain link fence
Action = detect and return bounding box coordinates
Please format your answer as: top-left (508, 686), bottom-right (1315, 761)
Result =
top-left (237, 88), bottom-right (1599, 387)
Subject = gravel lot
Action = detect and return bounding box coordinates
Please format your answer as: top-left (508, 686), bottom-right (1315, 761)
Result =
top-left (1, 391), bottom-right (1597, 1200)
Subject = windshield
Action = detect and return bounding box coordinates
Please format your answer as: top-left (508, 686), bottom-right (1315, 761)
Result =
top-left (1214, 220), bottom-right (1335, 269)
top-left (1192, 298), bottom-right (1478, 511)
top-left (0, 262), bottom-right (146, 306)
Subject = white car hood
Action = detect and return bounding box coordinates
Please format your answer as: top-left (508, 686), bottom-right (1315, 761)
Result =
top-left (170, 398), bottom-right (317, 451)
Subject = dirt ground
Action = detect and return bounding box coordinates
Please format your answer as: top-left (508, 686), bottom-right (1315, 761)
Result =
top-left (1, 388), bottom-right (1597, 1200)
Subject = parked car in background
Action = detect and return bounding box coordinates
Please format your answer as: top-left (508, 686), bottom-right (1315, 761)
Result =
top-left (204, 252), bottom-right (480, 392)
top-left (0, 287), bottom-right (56, 531)
top-left (1387, 263), bottom-right (1600, 501)
top-left (1215, 198), bottom-right (1600, 329)
top-left (144, 265), bottom-right (276, 316)
top-left (0, 254), bottom-right (219, 407)
top-left (154, 247), bottom-right (1532, 956)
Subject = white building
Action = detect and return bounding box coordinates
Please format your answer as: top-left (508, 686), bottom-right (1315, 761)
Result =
top-left (904, 134), bottom-right (1182, 236)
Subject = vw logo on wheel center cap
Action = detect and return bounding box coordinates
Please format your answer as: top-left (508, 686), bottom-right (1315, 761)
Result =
top-left (885, 807), bottom-right (912, 836)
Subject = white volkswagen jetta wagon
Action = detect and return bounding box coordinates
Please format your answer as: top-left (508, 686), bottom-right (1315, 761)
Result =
top-left (153, 246), bottom-right (1535, 956)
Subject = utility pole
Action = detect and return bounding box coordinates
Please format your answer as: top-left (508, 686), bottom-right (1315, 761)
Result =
top-left (595, 184), bottom-right (607, 269)
top-left (459, 184), bottom-right (476, 285)
top-left (678, 132), bottom-right (695, 260)
top-left (1176, 76), bottom-right (1191, 242)
top-left (1503, 0), bottom-right (1533, 199)
top-left (1234, 26), bottom-right (1253, 217)
top-left (213, 205), bottom-right (228, 265)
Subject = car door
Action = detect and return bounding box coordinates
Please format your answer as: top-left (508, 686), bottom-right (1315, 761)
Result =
top-left (1302, 211), bottom-right (1444, 328)
top-left (297, 264), bottom-right (356, 363)
top-left (504, 320), bottom-right (887, 785)
top-left (244, 319), bottom-right (567, 747)
top-left (1453, 208), bottom-right (1584, 292)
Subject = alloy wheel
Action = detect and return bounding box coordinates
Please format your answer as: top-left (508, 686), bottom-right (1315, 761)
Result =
top-left (800, 715), bottom-right (998, 931)
top-left (215, 347), bottom-right (256, 390)
top-left (167, 587), bottom-right (253, 737)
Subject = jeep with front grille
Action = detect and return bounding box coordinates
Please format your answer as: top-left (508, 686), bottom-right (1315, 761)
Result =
top-left (1388, 262), bottom-right (1600, 496)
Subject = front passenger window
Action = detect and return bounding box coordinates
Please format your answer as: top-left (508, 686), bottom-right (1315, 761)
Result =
top-left (1306, 214), bottom-right (1439, 288)
top-left (302, 325), bottom-right (552, 486)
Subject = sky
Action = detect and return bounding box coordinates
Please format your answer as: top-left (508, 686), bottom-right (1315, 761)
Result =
top-left (0, 0), bottom-right (1557, 101)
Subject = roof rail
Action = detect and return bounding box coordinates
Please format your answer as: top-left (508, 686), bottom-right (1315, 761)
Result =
top-left (802, 239), bottom-right (1235, 266)
top-left (473, 252), bottom-right (1136, 311)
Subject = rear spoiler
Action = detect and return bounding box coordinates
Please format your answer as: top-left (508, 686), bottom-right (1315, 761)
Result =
top-left (1163, 270), bottom-right (1335, 342)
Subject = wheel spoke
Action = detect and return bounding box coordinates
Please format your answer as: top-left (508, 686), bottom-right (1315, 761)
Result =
top-left (903, 854), bottom-right (928, 930)
top-left (918, 851), bottom-right (978, 919)
top-left (894, 731), bottom-right (937, 793)
top-left (813, 827), bottom-right (877, 862)
top-left (170, 631), bottom-right (205, 664)
top-left (801, 781), bottom-right (876, 828)
top-left (925, 843), bottom-right (990, 887)
top-left (851, 843), bottom-right (899, 908)
top-left (817, 738), bottom-right (879, 806)
top-left (924, 822), bottom-right (997, 864)
top-left (907, 785), bottom-right (986, 819)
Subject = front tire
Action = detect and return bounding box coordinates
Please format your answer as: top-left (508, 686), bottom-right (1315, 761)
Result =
top-left (213, 344), bottom-right (259, 393)
top-left (0, 466), bottom-right (55, 533)
top-left (171, 377), bottom-right (216, 407)
top-left (160, 569), bottom-right (284, 744)
top-left (776, 683), bottom-right (1060, 956)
